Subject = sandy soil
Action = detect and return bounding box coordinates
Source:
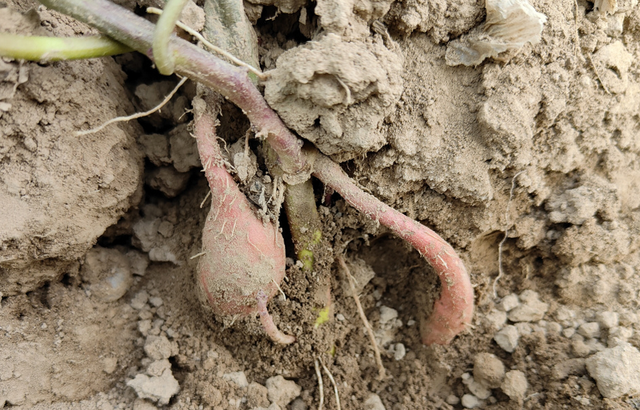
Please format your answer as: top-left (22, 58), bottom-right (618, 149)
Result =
top-left (1, 0), bottom-right (640, 409)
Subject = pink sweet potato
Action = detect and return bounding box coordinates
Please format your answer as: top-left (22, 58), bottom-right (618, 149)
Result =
top-left (193, 109), bottom-right (294, 344)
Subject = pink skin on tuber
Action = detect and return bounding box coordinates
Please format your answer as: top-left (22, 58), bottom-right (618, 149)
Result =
top-left (193, 110), bottom-right (294, 344)
top-left (313, 155), bottom-right (474, 345)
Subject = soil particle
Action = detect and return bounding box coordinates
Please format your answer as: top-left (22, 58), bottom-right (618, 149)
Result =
top-left (500, 370), bottom-right (528, 402)
top-left (265, 375), bottom-right (302, 407)
top-left (494, 325), bottom-right (519, 353)
top-left (127, 368), bottom-right (180, 405)
top-left (364, 393), bottom-right (386, 410)
top-left (507, 290), bottom-right (549, 322)
top-left (586, 343), bottom-right (640, 399)
top-left (264, 33), bottom-right (403, 160)
top-left (473, 352), bottom-right (505, 389)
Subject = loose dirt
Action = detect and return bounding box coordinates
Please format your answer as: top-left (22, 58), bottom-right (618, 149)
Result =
top-left (1, 0), bottom-right (640, 409)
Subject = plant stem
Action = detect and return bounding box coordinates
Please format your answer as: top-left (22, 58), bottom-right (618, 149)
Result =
top-left (313, 155), bottom-right (474, 345)
top-left (39, 0), bottom-right (310, 180)
top-left (284, 179), bottom-right (322, 271)
top-left (0, 33), bottom-right (130, 61)
top-left (153, 0), bottom-right (188, 75)
top-left (202, 0), bottom-right (260, 84)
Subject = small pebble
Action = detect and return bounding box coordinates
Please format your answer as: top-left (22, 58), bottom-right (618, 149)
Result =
top-left (494, 325), bottom-right (519, 353)
top-left (364, 393), bottom-right (386, 410)
top-left (146, 359), bottom-right (171, 377)
top-left (336, 313), bottom-right (345, 321)
top-left (501, 370), bottom-right (528, 402)
top-left (562, 327), bottom-right (576, 338)
top-left (127, 368), bottom-right (179, 405)
top-left (619, 311), bottom-right (638, 326)
top-left (555, 306), bottom-right (577, 328)
top-left (474, 352), bottom-right (505, 388)
top-left (393, 343), bottom-right (406, 361)
top-left (223, 371), bottom-right (248, 388)
top-left (445, 394), bottom-right (460, 405)
top-left (586, 343), bottom-right (640, 399)
top-left (596, 311), bottom-right (619, 329)
top-left (467, 378), bottom-right (491, 400)
top-left (266, 375), bottom-right (302, 408)
top-left (149, 297), bottom-right (163, 308)
top-left (572, 338), bottom-right (592, 358)
top-left (379, 306), bottom-right (398, 324)
top-left (515, 322), bottom-right (532, 336)
top-left (578, 322), bottom-right (600, 339)
top-left (144, 335), bottom-right (174, 360)
top-left (547, 321), bottom-right (563, 334)
top-left (484, 309), bottom-right (507, 331)
top-left (138, 320), bottom-right (152, 337)
top-left (607, 326), bottom-right (633, 347)
top-left (500, 294), bottom-right (520, 312)
top-left (290, 398), bottom-right (308, 410)
top-left (508, 290), bottom-right (548, 322)
top-left (461, 394), bottom-right (480, 409)
top-left (551, 358), bottom-right (586, 380)
top-left (131, 291), bottom-right (150, 310)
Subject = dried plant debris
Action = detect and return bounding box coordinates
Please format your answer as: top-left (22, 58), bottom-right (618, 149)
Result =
top-left (445, 0), bottom-right (547, 66)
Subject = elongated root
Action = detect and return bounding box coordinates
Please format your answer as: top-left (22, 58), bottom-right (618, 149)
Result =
top-left (314, 155), bottom-right (474, 345)
top-left (257, 291), bottom-right (295, 344)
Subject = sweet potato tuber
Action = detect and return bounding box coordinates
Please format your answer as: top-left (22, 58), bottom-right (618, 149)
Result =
top-left (193, 105), bottom-right (294, 344)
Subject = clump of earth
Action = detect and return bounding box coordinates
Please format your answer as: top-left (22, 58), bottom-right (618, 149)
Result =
top-left (1, 0), bottom-right (640, 409)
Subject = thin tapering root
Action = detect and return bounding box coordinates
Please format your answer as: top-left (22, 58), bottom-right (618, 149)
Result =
top-left (314, 358), bottom-right (324, 410)
top-left (318, 357), bottom-right (341, 410)
top-left (76, 76), bottom-right (187, 136)
top-left (256, 290), bottom-right (295, 344)
top-left (314, 155), bottom-right (474, 345)
top-left (494, 171), bottom-right (524, 299)
top-left (338, 257), bottom-right (385, 379)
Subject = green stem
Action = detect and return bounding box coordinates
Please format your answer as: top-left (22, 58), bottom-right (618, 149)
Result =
top-left (153, 0), bottom-right (188, 75)
top-left (0, 33), bottom-right (130, 61)
top-left (284, 180), bottom-right (322, 272)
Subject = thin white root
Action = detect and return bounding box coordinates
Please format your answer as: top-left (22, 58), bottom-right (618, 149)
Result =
top-left (319, 357), bottom-right (341, 410)
top-left (189, 251), bottom-right (207, 260)
top-left (146, 7), bottom-right (266, 80)
top-left (314, 358), bottom-right (324, 410)
top-left (337, 256), bottom-right (386, 380)
top-left (271, 278), bottom-right (287, 300)
top-left (75, 76), bottom-right (187, 136)
top-left (200, 190), bottom-right (211, 208)
top-left (493, 170), bottom-right (524, 299)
